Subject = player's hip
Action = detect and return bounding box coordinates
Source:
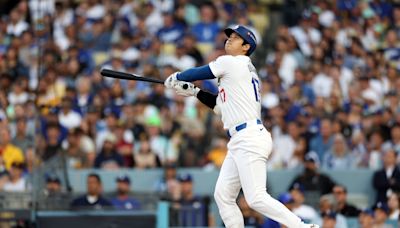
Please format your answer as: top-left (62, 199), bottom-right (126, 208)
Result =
top-left (227, 125), bottom-right (272, 158)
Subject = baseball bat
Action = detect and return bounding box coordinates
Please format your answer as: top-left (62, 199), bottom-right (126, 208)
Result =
top-left (100, 68), bottom-right (189, 89)
top-left (100, 68), bottom-right (165, 84)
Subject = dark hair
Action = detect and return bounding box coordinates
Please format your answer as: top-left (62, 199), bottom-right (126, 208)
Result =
top-left (334, 184), bottom-right (347, 193)
top-left (88, 173), bottom-right (101, 183)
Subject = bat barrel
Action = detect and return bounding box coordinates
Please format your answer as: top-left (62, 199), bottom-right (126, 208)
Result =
top-left (100, 69), bottom-right (164, 84)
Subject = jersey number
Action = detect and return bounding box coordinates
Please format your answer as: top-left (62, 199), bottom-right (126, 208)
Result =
top-left (251, 78), bottom-right (260, 102)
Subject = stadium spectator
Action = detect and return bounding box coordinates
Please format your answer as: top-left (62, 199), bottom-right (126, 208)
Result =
top-left (11, 117), bottom-right (34, 153)
top-left (154, 163), bottom-right (181, 201)
top-left (288, 182), bottom-right (319, 224)
top-left (0, 127), bottom-right (24, 170)
top-left (70, 173), bottom-right (112, 210)
top-left (111, 175), bottom-right (141, 210)
top-left (94, 133), bottom-right (124, 169)
top-left (332, 184), bottom-right (360, 217)
top-left (172, 173), bottom-right (213, 227)
top-left (358, 208), bottom-right (375, 228)
top-left (1, 162), bottom-right (29, 192)
top-left (290, 152), bottom-right (336, 196)
top-left (44, 175), bottom-right (62, 196)
top-left (373, 149), bottom-right (400, 203)
top-left (63, 128), bottom-right (89, 169)
top-left (387, 192), bottom-right (400, 220)
top-left (321, 211), bottom-right (337, 228)
top-left (323, 133), bottom-right (354, 170)
top-left (133, 136), bottom-right (162, 169)
top-left (191, 2), bottom-right (220, 43)
top-left (40, 124), bottom-right (63, 161)
top-left (318, 195), bottom-right (348, 228)
top-left (310, 118), bottom-right (334, 162)
top-left (373, 201), bottom-right (391, 228)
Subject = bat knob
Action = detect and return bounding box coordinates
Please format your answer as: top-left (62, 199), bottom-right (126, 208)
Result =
top-left (183, 84), bottom-right (188, 89)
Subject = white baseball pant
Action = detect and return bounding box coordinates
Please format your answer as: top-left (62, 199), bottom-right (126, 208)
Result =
top-left (214, 122), bottom-right (303, 228)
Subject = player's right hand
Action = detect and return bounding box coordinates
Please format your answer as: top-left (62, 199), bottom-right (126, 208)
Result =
top-left (173, 81), bottom-right (200, 97)
top-left (164, 72), bottom-right (180, 89)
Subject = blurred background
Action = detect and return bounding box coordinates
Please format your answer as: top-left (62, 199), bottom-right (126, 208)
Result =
top-left (0, 0), bottom-right (399, 227)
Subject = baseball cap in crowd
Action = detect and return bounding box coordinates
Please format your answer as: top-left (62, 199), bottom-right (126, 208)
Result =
top-left (116, 174), bottom-right (131, 184)
top-left (278, 193), bottom-right (294, 204)
top-left (290, 182), bottom-right (305, 194)
top-left (373, 201), bottom-right (389, 214)
top-left (224, 25), bottom-right (257, 56)
top-left (304, 151), bottom-right (320, 165)
top-left (46, 174), bottom-right (61, 183)
top-left (178, 174), bottom-right (193, 183)
top-left (361, 208), bottom-right (375, 217)
top-left (321, 210), bottom-right (337, 220)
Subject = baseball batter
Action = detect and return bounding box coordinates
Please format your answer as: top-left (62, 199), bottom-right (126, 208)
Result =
top-left (165, 25), bottom-right (318, 228)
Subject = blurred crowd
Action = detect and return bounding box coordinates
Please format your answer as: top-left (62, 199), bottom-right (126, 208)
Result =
top-left (0, 0), bottom-right (399, 226)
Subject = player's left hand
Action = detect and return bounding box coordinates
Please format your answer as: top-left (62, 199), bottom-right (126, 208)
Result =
top-left (164, 72), bottom-right (180, 89)
top-left (173, 81), bottom-right (200, 97)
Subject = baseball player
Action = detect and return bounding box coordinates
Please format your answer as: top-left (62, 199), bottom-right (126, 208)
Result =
top-left (165, 25), bottom-right (319, 228)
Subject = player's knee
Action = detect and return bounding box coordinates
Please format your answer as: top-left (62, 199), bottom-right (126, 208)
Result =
top-left (246, 192), bottom-right (269, 210)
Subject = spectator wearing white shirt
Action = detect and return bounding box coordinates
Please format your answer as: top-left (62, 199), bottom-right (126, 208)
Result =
top-left (2, 162), bottom-right (29, 192)
top-left (289, 183), bottom-right (320, 224)
top-left (6, 9), bottom-right (29, 37)
top-left (58, 97), bottom-right (82, 130)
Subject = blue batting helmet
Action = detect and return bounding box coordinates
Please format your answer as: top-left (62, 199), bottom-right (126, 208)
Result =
top-left (224, 25), bottom-right (257, 56)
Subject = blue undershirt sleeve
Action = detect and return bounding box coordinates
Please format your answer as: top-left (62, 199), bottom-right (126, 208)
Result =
top-left (176, 65), bottom-right (215, 82)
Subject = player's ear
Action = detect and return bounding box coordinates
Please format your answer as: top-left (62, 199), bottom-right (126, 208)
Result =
top-left (242, 43), bottom-right (250, 54)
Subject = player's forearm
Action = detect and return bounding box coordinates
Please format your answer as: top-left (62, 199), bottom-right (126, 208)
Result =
top-left (177, 65), bottom-right (215, 82)
top-left (196, 89), bottom-right (217, 109)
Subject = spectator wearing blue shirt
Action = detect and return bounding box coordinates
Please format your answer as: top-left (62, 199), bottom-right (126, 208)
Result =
top-left (156, 11), bottom-right (186, 44)
top-left (310, 118), bottom-right (334, 162)
top-left (111, 175), bottom-right (141, 210)
top-left (70, 173), bottom-right (112, 210)
top-left (191, 3), bottom-right (220, 43)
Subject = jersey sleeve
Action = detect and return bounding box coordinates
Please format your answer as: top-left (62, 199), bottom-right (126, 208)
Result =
top-left (208, 55), bottom-right (234, 78)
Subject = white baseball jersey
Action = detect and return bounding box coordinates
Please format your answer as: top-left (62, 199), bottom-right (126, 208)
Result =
top-left (208, 55), bottom-right (262, 129)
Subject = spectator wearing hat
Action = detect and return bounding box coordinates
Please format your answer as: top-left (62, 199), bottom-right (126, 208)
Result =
top-left (44, 174), bottom-right (62, 196)
top-left (290, 152), bottom-right (336, 196)
top-left (71, 173), bottom-right (112, 210)
top-left (373, 149), bottom-right (400, 204)
top-left (373, 202), bottom-right (392, 228)
top-left (172, 174), bottom-right (213, 227)
top-left (111, 175), bottom-right (141, 210)
top-left (358, 208), bottom-right (375, 228)
top-left (1, 162), bottom-right (29, 192)
top-left (288, 182), bottom-right (320, 224)
top-left (332, 184), bottom-right (360, 217)
top-left (321, 211), bottom-right (337, 228)
top-left (94, 133), bottom-right (124, 169)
